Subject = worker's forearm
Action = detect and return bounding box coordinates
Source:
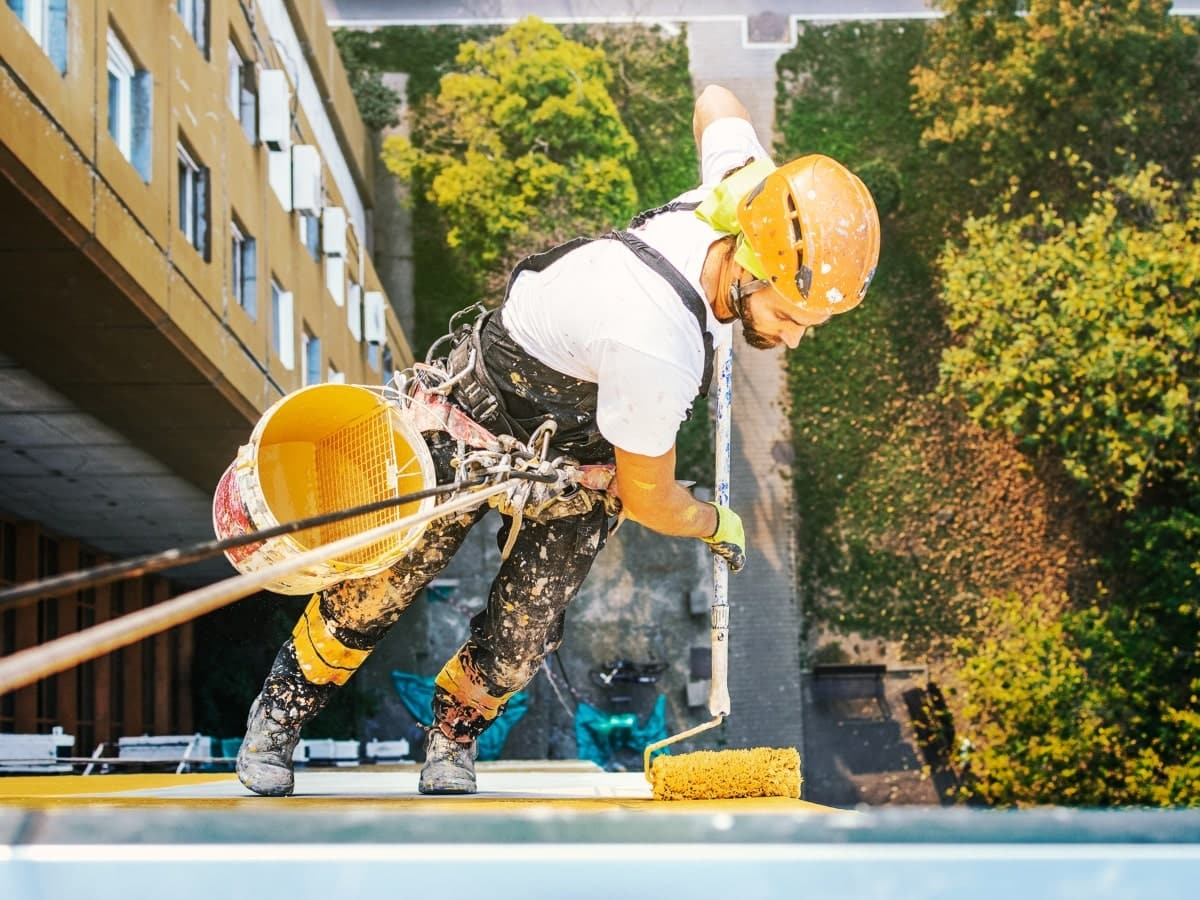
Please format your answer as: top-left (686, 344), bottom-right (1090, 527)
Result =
top-left (621, 482), bottom-right (718, 539)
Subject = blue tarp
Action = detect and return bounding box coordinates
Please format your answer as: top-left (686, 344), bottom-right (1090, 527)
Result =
top-left (574, 695), bottom-right (670, 768)
top-left (391, 670), bottom-right (529, 761)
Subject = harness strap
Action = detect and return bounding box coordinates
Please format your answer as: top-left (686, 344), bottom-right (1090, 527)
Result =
top-left (628, 200), bottom-right (700, 230)
top-left (605, 230), bottom-right (714, 398)
top-left (443, 209), bottom-right (716, 457)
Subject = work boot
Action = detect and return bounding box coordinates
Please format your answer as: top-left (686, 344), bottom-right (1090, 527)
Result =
top-left (236, 693), bottom-right (303, 797)
top-left (418, 728), bottom-right (478, 794)
top-left (236, 639), bottom-right (335, 797)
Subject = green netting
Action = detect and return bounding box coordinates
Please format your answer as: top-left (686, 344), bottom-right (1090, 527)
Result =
top-left (574, 695), bottom-right (669, 768)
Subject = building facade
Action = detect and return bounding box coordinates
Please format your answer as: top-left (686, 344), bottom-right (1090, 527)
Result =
top-left (0, 0), bottom-right (411, 748)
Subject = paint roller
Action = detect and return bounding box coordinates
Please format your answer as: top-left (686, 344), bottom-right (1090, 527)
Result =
top-left (643, 337), bottom-right (802, 801)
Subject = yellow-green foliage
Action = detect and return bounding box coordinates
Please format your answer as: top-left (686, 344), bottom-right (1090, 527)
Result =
top-left (381, 17), bottom-right (638, 289)
top-left (954, 594), bottom-right (1200, 806)
top-left (938, 160), bottom-right (1200, 508)
top-left (911, 0), bottom-right (1200, 206)
top-left (953, 595), bottom-right (1162, 806)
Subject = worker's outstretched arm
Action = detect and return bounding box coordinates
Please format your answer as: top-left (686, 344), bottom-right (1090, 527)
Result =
top-left (614, 445), bottom-right (746, 572)
top-left (692, 84), bottom-right (752, 148)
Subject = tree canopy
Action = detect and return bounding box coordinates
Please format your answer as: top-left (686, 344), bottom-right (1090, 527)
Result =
top-left (381, 17), bottom-right (639, 293)
top-left (938, 160), bottom-right (1200, 509)
top-left (911, 0), bottom-right (1200, 209)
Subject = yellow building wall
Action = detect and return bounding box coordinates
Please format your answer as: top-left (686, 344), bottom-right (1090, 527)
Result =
top-left (0, 0), bottom-right (410, 418)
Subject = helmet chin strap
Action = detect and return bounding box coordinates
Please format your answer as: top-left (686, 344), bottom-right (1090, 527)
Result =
top-left (712, 237), bottom-right (769, 323)
top-left (728, 276), bottom-right (769, 321)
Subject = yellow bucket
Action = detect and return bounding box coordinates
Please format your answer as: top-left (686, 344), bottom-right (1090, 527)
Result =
top-left (212, 383), bottom-right (437, 595)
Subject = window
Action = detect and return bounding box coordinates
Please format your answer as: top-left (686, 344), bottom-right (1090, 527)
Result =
top-left (300, 213), bottom-right (320, 261)
top-left (7, 0), bottom-right (68, 73)
top-left (382, 347), bottom-right (395, 383)
top-left (227, 37), bottom-right (256, 142)
top-left (230, 219), bottom-right (257, 319)
top-left (302, 327), bottom-right (321, 386)
top-left (177, 141), bottom-right (209, 258)
top-left (327, 363), bottom-right (344, 384)
top-left (106, 28), bottom-right (152, 182)
top-left (271, 279), bottom-right (294, 370)
top-left (176, 0), bottom-right (207, 57)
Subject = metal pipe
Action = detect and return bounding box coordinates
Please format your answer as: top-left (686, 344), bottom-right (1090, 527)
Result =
top-left (709, 336), bottom-right (734, 718)
top-left (0, 483), bottom-right (512, 697)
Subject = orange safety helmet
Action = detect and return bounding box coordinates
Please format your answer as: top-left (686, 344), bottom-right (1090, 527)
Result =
top-left (735, 154), bottom-right (880, 317)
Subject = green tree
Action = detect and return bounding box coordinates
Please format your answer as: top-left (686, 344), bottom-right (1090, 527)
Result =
top-left (938, 160), bottom-right (1200, 509)
top-left (381, 17), bottom-right (639, 295)
top-left (568, 24), bottom-right (697, 208)
top-left (952, 594), bottom-right (1172, 806)
top-left (953, 576), bottom-right (1200, 807)
top-left (911, 0), bottom-right (1200, 209)
top-left (332, 30), bottom-right (402, 131)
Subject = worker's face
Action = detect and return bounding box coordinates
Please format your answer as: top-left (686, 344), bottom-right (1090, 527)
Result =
top-left (740, 289), bottom-right (830, 350)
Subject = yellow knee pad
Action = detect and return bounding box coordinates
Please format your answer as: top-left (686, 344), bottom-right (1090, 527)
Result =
top-left (435, 652), bottom-right (516, 724)
top-left (292, 594), bottom-right (371, 685)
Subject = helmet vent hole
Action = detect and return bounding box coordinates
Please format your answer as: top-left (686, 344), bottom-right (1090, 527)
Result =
top-left (786, 194), bottom-right (804, 269)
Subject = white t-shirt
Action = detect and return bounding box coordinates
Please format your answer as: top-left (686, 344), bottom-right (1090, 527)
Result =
top-left (500, 117), bottom-right (771, 456)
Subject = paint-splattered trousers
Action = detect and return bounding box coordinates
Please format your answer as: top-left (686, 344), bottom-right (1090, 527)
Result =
top-left (262, 431), bottom-right (610, 743)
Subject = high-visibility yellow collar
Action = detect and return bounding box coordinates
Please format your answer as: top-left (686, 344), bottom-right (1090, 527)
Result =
top-left (695, 157), bottom-right (776, 280)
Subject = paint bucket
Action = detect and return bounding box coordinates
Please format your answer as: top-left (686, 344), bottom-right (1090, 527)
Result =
top-left (212, 383), bottom-right (437, 595)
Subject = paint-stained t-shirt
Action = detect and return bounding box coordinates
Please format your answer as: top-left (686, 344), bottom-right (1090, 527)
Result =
top-left (500, 117), bottom-right (772, 456)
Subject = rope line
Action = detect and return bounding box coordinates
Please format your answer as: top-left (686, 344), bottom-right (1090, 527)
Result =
top-left (0, 482), bottom-right (513, 697)
top-left (0, 473), bottom-right (569, 611)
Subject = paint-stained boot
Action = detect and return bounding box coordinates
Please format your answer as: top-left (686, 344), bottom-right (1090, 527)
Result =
top-left (236, 639), bottom-right (335, 797)
top-left (236, 693), bottom-right (303, 796)
top-left (418, 728), bottom-right (478, 794)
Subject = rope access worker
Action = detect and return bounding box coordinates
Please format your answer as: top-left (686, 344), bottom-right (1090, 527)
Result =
top-left (236, 84), bottom-right (881, 796)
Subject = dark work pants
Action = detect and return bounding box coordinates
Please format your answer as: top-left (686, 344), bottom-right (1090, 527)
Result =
top-left (263, 432), bottom-right (609, 743)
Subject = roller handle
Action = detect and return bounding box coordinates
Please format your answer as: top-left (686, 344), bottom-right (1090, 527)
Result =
top-left (709, 337), bottom-right (733, 718)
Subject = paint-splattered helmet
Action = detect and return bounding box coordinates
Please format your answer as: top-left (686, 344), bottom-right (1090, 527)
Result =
top-left (735, 154), bottom-right (880, 317)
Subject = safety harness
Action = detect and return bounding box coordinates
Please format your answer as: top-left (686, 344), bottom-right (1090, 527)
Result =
top-left (438, 220), bottom-right (715, 466)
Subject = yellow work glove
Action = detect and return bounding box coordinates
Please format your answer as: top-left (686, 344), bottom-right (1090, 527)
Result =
top-left (701, 502), bottom-right (746, 574)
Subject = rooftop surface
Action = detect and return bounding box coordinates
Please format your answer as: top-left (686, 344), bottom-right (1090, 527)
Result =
top-left (3, 763), bottom-right (1200, 899)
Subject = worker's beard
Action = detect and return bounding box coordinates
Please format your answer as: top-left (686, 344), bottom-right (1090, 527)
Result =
top-left (738, 309), bottom-right (782, 350)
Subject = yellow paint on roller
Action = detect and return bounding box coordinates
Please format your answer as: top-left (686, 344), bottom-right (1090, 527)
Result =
top-left (649, 747), bottom-right (802, 801)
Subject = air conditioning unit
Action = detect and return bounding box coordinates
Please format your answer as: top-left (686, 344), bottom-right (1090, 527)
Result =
top-left (363, 291), bottom-right (386, 344)
top-left (325, 256), bottom-right (345, 307)
top-left (268, 149), bottom-right (292, 211)
top-left (347, 283), bottom-right (362, 342)
top-left (322, 207), bottom-right (346, 256)
top-left (259, 69), bottom-right (290, 150)
top-left (291, 145), bottom-right (322, 213)
top-left (275, 290), bottom-right (295, 370)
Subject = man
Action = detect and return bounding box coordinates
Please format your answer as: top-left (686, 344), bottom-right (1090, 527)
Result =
top-left (236, 84), bottom-right (880, 796)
